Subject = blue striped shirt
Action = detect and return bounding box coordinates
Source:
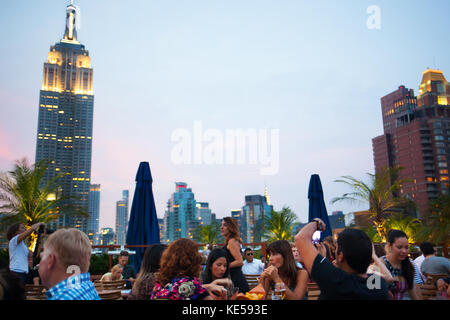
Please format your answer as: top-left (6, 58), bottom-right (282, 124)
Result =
top-left (411, 259), bottom-right (424, 284)
top-left (46, 273), bottom-right (100, 300)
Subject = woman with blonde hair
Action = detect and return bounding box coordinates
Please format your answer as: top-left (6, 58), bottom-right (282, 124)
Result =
top-left (101, 264), bottom-right (123, 282)
top-left (220, 217), bottom-right (249, 293)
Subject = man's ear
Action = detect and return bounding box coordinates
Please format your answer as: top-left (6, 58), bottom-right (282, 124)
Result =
top-left (47, 253), bottom-right (57, 270)
top-left (337, 251), bottom-right (345, 263)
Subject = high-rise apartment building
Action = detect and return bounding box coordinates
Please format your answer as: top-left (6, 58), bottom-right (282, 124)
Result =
top-left (115, 190), bottom-right (129, 245)
top-left (231, 209), bottom-right (246, 242)
top-left (35, 2), bottom-right (94, 233)
top-left (197, 202), bottom-right (212, 226)
top-left (163, 182), bottom-right (198, 243)
top-left (100, 228), bottom-right (114, 246)
top-left (241, 192), bottom-right (273, 243)
top-left (372, 69), bottom-right (450, 217)
top-left (88, 184), bottom-right (101, 244)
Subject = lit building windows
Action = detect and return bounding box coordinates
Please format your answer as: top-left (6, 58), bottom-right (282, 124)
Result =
top-left (438, 96), bottom-right (448, 105)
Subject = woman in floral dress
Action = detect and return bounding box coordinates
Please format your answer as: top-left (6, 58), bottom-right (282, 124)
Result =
top-left (151, 238), bottom-right (212, 300)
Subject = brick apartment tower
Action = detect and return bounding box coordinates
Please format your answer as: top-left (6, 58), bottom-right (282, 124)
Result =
top-left (372, 69), bottom-right (450, 218)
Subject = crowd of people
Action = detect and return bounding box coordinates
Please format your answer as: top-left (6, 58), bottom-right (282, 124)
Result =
top-left (0, 217), bottom-right (449, 300)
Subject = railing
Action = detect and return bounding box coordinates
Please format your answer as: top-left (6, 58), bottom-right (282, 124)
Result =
top-left (92, 242), bottom-right (267, 270)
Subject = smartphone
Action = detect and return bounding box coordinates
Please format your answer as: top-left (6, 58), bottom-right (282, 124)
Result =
top-left (312, 230), bottom-right (321, 244)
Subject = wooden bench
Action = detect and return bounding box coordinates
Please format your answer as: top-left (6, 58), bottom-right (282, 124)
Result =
top-left (418, 284), bottom-right (438, 300)
top-left (307, 282), bottom-right (320, 300)
top-left (243, 274), bottom-right (260, 291)
top-left (24, 284), bottom-right (47, 300)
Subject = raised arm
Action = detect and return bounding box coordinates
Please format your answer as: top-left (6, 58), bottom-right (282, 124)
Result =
top-left (370, 244), bottom-right (394, 284)
top-left (294, 219), bottom-right (325, 274)
top-left (17, 223), bottom-right (44, 243)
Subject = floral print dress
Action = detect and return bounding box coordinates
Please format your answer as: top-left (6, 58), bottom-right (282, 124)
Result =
top-left (150, 277), bottom-right (209, 300)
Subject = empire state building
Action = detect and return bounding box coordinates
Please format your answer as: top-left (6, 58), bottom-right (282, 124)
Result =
top-left (35, 2), bottom-right (94, 233)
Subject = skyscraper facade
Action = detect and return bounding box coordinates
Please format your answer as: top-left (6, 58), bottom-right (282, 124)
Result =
top-left (88, 184), bottom-right (101, 244)
top-left (163, 182), bottom-right (198, 243)
top-left (115, 190), bottom-right (129, 245)
top-left (100, 228), bottom-right (114, 246)
top-left (372, 69), bottom-right (450, 217)
top-left (35, 3), bottom-right (94, 233)
top-left (231, 209), bottom-right (246, 242)
top-left (241, 194), bottom-right (273, 243)
top-left (197, 202), bottom-right (212, 226)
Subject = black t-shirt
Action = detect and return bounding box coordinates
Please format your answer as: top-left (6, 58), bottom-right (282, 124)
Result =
top-left (122, 264), bottom-right (137, 280)
top-left (311, 254), bottom-right (389, 300)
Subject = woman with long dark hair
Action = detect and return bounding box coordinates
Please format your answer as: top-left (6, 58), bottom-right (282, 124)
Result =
top-left (201, 248), bottom-right (231, 284)
top-left (201, 248), bottom-right (236, 299)
top-left (220, 217), bottom-right (249, 293)
top-left (261, 240), bottom-right (308, 300)
top-left (129, 244), bottom-right (167, 300)
top-left (383, 230), bottom-right (419, 300)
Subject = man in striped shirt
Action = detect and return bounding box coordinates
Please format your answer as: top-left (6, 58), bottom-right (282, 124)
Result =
top-left (39, 228), bottom-right (100, 300)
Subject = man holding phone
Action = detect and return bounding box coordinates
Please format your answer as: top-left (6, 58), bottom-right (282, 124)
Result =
top-left (294, 218), bottom-right (389, 300)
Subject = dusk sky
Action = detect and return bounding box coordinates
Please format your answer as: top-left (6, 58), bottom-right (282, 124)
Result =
top-left (1, 0), bottom-right (450, 231)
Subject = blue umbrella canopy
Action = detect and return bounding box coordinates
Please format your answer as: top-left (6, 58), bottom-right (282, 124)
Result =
top-left (126, 162), bottom-right (160, 273)
top-left (308, 174), bottom-right (332, 240)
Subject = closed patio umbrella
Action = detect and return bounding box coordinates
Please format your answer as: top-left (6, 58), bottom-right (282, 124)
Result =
top-left (308, 174), bottom-right (332, 240)
top-left (126, 162), bottom-right (160, 273)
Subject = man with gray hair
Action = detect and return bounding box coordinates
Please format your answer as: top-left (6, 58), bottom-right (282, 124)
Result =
top-left (38, 228), bottom-right (100, 300)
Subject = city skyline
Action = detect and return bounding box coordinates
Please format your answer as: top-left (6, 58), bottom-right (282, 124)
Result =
top-left (1, 1), bottom-right (450, 231)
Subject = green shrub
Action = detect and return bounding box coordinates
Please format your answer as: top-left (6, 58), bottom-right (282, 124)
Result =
top-left (0, 248), bottom-right (9, 269)
top-left (89, 254), bottom-right (110, 275)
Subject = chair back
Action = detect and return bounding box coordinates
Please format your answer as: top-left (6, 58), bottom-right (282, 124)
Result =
top-left (243, 274), bottom-right (260, 290)
top-left (418, 284), bottom-right (438, 300)
top-left (423, 273), bottom-right (448, 285)
top-left (102, 279), bottom-right (126, 290)
top-left (93, 280), bottom-right (104, 292)
top-left (98, 290), bottom-right (122, 300)
top-left (24, 284), bottom-right (47, 300)
top-left (307, 281), bottom-right (320, 300)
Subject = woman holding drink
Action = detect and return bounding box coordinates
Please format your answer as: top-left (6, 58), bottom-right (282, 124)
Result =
top-left (260, 240), bottom-right (309, 300)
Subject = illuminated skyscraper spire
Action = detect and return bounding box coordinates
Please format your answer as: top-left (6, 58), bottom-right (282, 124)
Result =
top-left (63, 0), bottom-right (79, 43)
top-left (264, 185), bottom-right (271, 205)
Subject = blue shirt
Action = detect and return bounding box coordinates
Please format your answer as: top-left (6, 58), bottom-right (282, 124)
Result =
top-left (46, 273), bottom-right (100, 300)
top-left (411, 259), bottom-right (424, 284)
